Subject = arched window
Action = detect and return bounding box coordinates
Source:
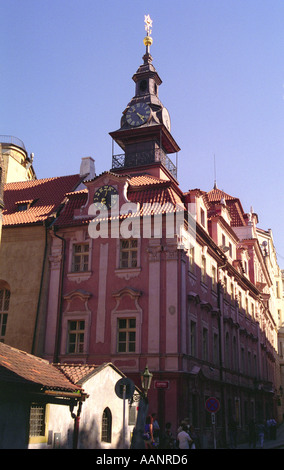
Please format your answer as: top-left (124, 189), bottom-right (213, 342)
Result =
top-left (0, 283), bottom-right (10, 342)
top-left (101, 407), bottom-right (112, 443)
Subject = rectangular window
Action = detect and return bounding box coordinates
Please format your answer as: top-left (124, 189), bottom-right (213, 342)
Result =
top-left (201, 256), bottom-right (206, 284)
top-left (230, 282), bottom-right (234, 302)
top-left (189, 247), bottom-right (195, 273)
top-left (202, 328), bottom-right (208, 361)
top-left (200, 208), bottom-right (205, 227)
top-left (251, 303), bottom-right (255, 319)
top-left (211, 266), bottom-right (217, 291)
top-left (229, 242), bottom-right (232, 258)
top-left (0, 288), bottom-right (10, 342)
top-left (190, 321), bottom-right (196, 357)
top-left (67, 320), bottom-right (85, 353)
top-left (213, 333), bottom-right (219, 365)
top-left (29, 404), bottom-right (46, 437)
top-left (128, 402), bottom-right (137, 425)
top-left (223, 277), bottom-right (227, 296)
top-left (246, 298), bottom-right (249, 316)
top-left (72, 243), bottom-right (89, 272)
top-left (120, 239), bottom-right (138, 269)
top-left (117, 318), bottom-right (136, 353)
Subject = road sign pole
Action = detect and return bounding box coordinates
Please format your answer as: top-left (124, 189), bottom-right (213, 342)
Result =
top-left (212, 413), bottom-right (216, 449)
top-left (123, 384), bottom-right (126, 448)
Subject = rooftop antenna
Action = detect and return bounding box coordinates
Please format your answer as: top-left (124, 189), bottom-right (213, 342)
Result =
top-left (213, 154), bottom-right (217, 189)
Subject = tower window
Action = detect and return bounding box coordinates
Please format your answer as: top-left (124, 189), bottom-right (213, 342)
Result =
top-left (139, 80), bottom-right (147, 92)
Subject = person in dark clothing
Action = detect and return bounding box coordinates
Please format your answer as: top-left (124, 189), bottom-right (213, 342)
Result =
top-left (248, 419), bottom-right (257, 449)
top-left (160, 422), bottom-right (175, 449)
top-left (228, 417), bottom-right (237, 448)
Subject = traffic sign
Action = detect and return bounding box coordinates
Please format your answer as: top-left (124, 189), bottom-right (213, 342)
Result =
top-left (115, 378), bottom-right (135, 400)
top-left (205, 397), bottom-right (220, 413)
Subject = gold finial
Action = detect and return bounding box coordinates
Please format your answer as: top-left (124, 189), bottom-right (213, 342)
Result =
top-left (143, 14), bottom-right (153, 48)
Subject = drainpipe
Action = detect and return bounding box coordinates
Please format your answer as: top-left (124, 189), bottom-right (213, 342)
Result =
top-left (52, 227), bottom-right (66, 363)
top-left (217, 258), bottom-right (227, 447)
top-left (70, 401), bottom-right (83, 449)
top-left (32, 220), bottom-right (48, 355)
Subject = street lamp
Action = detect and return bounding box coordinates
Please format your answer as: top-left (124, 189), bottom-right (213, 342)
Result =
top-left (141, 365), bottom-right (153, 397)
top-left (130, 365), bottom-right (153, 449)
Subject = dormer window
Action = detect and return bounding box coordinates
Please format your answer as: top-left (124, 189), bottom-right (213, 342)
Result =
top-left (15, 199), bottom-right (36, 211)
top-left (17, 203), bottom-right (28, 211)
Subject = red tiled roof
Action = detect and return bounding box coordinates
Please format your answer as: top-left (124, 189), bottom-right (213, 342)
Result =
top-left (0, 342), bottom-right (80, 391)
top-left (128, 174), bottom-right (168, 187)
top-left (207, 188), bottom-right (237, 203)
top-left (54, 190), bottom-right (89, 227)
top-left (207, 187), bottom-right (246, 227)
top-left (54, 363), bottom-right (99, 384)
top-left (54, 173), bottom-right (185, 227)
top-left (3, 174), bottom-right (83, 227)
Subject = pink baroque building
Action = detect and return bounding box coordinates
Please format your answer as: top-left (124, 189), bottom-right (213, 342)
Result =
top-left (43, 29), bottom-right (280, 446)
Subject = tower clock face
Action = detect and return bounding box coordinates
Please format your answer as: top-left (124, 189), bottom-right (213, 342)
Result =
top-left (162, 107), bottom-right (171, 132)
top-left (93, 185), bottom-right (118, 210)
top-left (126, 103), bottom-right (151, 127)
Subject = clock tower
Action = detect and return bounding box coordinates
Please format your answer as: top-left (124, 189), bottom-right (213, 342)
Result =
top-left (110, 15), bottom-right (180, 180)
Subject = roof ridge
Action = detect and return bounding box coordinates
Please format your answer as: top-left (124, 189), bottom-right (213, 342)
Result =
top-left (4, 173), bottom-right (80, 189)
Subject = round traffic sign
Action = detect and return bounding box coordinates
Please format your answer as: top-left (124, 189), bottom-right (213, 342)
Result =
top-left (205, 397), bottom-right (220, 413)
top-left (115, 377), bottom-right (135, 400)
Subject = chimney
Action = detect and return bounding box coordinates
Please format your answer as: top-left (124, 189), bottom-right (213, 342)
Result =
top-left (80, 157), bottom-right (96, 180)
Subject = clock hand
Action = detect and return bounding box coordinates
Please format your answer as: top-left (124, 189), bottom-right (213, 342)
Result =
top-left (136, 112), bottom-right (145, 121)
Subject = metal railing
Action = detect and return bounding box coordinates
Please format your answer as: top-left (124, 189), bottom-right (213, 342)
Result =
top-left (112, 149), bottom-right (177, 179)
top-left (0, 135), bottom-right (26, 151)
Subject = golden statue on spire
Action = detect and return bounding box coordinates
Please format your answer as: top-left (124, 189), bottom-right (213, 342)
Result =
top-left (143, 14), bottom-right (153, 49)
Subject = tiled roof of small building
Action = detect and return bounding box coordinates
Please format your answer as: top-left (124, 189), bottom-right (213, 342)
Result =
top-left (3, 174), bottom-right (83, 227)
top-left (54, 363), bottom-right (99, 384)
top-left (0, 342), bottom-right (80, 391)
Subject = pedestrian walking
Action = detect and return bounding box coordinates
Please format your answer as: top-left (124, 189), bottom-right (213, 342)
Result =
top-left (258, 421), bottom-right (265, 449)
top-left (228, 416), bottom-right (237, 448)
top-left (151, 413), bottom-right (160, 447)
top-left (270, 418), bottom-right (277, 440)
top-left (160, 422), bottom-right (175, 449)
top-left (144, 415), bottom-right (154, 449)
top-left (248, 419), bottom-right (257, 449)
top-left (188, 424), bottom-right (199, 449)
top-left (177, 424), bottom-right (193, 449)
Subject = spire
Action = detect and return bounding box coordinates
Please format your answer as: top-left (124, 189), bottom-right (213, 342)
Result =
top-left (143, 14), bottom-right (153, 64)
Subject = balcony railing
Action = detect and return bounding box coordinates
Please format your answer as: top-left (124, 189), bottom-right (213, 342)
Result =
top-left (0, 135), bottom-right (26, 151)
top-left (112, 149), bottom-right (177, 179)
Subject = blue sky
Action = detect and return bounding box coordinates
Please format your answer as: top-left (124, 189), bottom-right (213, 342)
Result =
top-left (2, 0), bottom-right (284, 267)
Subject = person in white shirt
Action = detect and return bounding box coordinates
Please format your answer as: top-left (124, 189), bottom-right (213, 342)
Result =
top-left (177, 424), bottom-right (193, 449)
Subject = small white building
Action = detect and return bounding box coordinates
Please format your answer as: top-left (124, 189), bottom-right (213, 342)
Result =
top-left (37, 363), bottom-right (138, 449)
top-left (0, 342), bottom-right (138, 449)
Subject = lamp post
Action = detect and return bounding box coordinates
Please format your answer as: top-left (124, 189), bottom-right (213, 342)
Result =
top-left (130, 365), bottom-right (153, 449)
top-left (140, 365), bottom-right (153, 397)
